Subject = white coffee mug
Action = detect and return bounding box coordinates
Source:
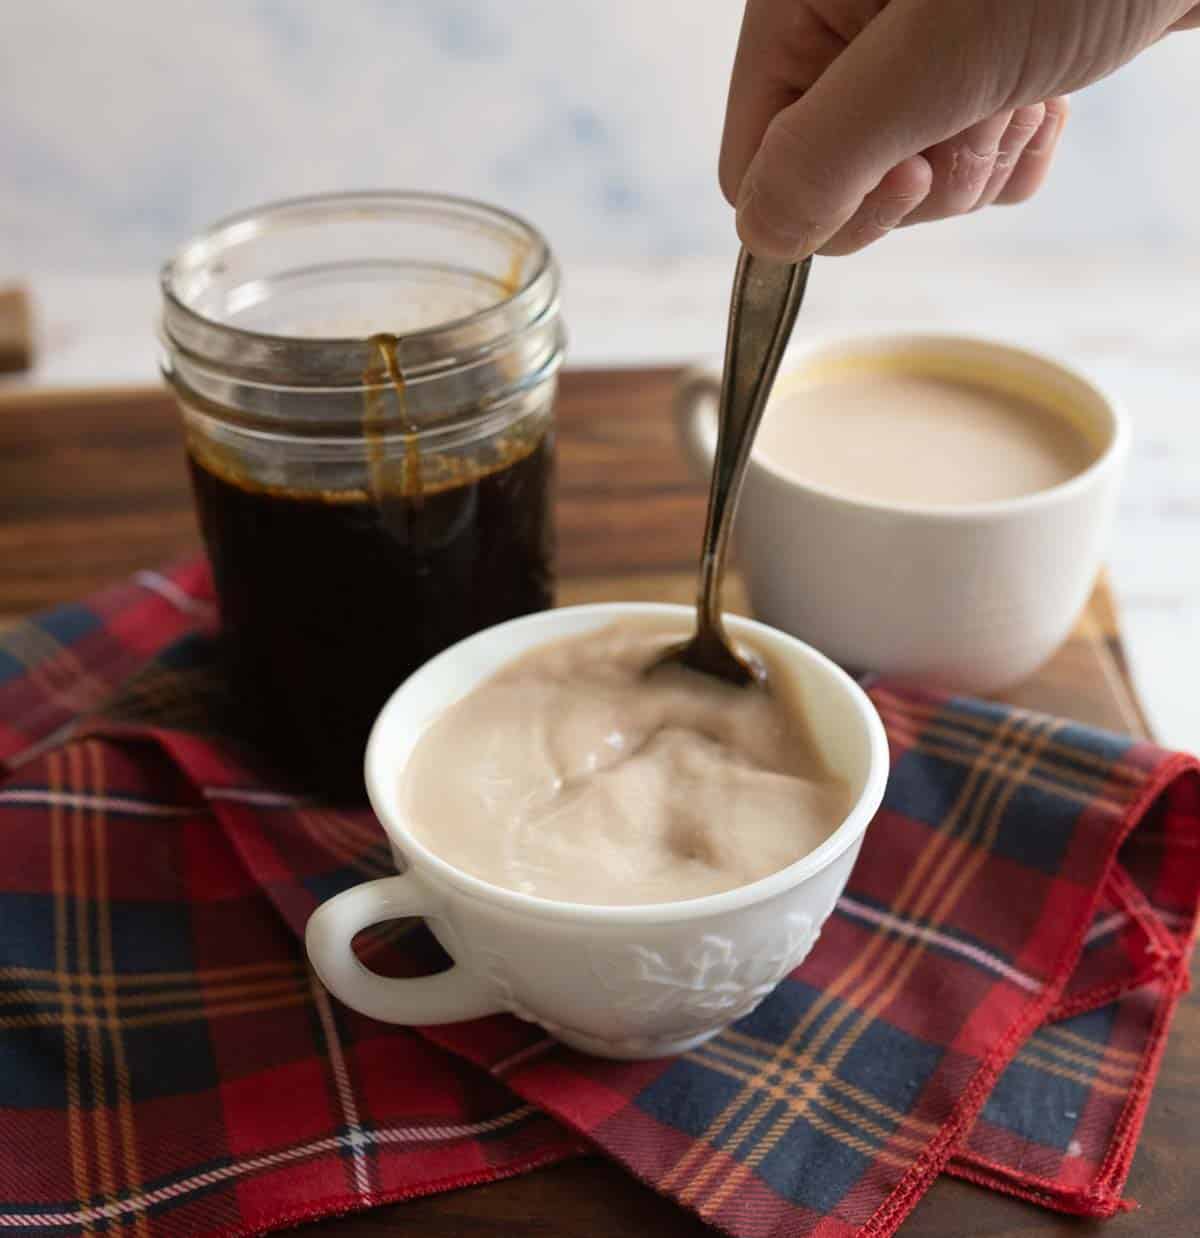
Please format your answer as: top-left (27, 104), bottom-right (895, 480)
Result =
top-left (676, 333), bottom-right (1129, 693)
top-left (305, 603), bottom-right (888, 1060)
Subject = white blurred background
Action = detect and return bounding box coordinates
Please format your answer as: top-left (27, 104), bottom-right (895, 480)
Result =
top-left (3, 0), bottom-right (1199, 270)
top-left (3, 1), bottom-right (1198, 749)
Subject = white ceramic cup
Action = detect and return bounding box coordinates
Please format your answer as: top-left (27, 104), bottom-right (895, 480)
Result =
top-left (676, 333), bottom-right (1129, 693)
top-left (305, 603), bottom-right (888, 1060)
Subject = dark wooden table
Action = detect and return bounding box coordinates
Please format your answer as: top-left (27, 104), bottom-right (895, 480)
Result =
top-left (1, 370), bottom-right (1194, 1236)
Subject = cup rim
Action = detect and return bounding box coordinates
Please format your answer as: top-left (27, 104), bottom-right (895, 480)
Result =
top-left (691, 330), bottom-right (1130, 522)
top-left (364, 603), bottom-right (890, 925)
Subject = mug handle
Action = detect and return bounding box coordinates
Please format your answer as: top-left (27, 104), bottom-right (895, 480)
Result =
top-left (673, 365), bottom-right (721, 480)
top-left (305, 874), bottom-right (502, 1025)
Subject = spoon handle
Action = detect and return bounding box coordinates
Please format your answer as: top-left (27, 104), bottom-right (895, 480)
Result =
top-left (695, 249), bottom-right (812, 634)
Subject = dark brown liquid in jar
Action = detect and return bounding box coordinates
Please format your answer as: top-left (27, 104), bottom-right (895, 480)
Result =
top-left (186, 342), bottom-right (555, 801)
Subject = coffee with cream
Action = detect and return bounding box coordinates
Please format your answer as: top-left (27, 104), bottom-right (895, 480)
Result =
top-left (401, 619), bottom-right (851, 905)
top-left (755, 368), bottom-right (1097, 507)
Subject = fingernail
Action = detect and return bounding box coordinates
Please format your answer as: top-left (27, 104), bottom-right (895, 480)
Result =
top-left (1026, 110), bottom-right (1062, 157)
top-left (872, 194), bottom-right (917, 233)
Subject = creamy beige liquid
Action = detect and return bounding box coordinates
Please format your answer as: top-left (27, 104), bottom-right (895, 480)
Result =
top-left (401, 619), bottom-right (852, 905)
top-left (755, 370), bottom-right (1096, 506)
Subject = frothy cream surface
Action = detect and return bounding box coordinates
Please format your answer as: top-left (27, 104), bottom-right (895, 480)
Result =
top-left (756, 370), bottom-right (1097, 507)
top-left (401, 619), bottom-right (852, 905)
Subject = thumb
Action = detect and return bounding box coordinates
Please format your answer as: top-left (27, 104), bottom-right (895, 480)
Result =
top-left (736, 0), bottom-right (1017, 258)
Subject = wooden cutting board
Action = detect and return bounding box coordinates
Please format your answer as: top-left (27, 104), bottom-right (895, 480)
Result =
top-left (0, 286), bottom-right (32, 375)
top-left (0, 370), bottom-right (1191, 1236)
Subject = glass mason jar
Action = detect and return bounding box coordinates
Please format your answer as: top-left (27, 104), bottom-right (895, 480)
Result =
top-left (160, 192), bottom-right (565, 800)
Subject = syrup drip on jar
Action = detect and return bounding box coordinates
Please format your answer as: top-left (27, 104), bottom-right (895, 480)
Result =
top-left (500, 239), bottom-right (528, 298)
top-left (363, 332), bottom-right (423, 505)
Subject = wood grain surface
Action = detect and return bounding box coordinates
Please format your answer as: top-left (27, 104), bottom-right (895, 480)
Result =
top-left (0, 286), bottom-right (32, 375)
top-left (0, 369), bottom-right (1192, 1236)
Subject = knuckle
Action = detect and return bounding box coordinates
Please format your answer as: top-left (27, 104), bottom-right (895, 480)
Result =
top-left (995, 106), bottom-right (1046, 169)
top-left (1011, 103), bottom-right (1046, 128)
top-left (1006, 105), bottom-right (1046, 140)
top-left (946, 143), bottom-right (996, 197)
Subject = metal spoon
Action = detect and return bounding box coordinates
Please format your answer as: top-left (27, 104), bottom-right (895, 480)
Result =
top-left (653, 248), bottom-right (812, 686)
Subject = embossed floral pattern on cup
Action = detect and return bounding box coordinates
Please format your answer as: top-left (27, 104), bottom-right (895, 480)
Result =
top-left (587, 911), bottom-right (821, 1032)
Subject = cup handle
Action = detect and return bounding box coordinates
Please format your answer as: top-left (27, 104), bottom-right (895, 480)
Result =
top-left (673, 365), bottom-right (721, 480)
top-left (305, 873), bottom-right (502, 1025)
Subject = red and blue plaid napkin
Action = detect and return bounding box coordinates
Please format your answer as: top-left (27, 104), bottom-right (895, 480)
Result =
top-left (1, 560), bottom-right (1197, 1237)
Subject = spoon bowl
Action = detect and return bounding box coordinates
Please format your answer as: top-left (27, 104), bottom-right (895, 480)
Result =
top-left (648, 626), bottom-right (765, 687)
top-left (652, 248), bottom-right (812, 687)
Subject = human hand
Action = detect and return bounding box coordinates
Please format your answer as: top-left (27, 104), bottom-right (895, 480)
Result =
top-left (721, 0), bottom-right (1200, 258)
